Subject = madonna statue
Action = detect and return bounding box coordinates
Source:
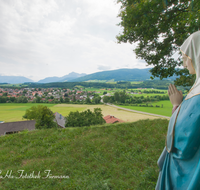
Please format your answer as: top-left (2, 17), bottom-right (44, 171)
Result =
top-left (156, 31), bottom-right (200, 190)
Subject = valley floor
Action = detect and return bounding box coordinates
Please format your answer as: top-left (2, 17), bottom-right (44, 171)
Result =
top-left (0, 103), bottom-right (163, 123)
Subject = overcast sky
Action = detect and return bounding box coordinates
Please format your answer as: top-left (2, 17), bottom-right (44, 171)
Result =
top-left (0, 0), bottom-right (150, 82)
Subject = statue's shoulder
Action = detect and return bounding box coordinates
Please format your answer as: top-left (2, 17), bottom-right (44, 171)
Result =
top-left (184, 94), bottom-right (200, 104)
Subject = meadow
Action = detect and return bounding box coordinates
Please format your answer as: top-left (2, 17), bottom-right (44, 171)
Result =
top-left (117, 100), bottom-right (173, 117)
top-left (0, 103), bottom-right (55, 122)
top-left (0, 118), bottom-right (168, 189)
top-left (0, 103), bottom-right (160, 123)
top-left (85, 87), bottom-right (170, 97)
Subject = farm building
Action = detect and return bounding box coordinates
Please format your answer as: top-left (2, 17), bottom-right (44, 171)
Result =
top-left (103, 115), bottom-right (124, 124)
top-left (0, 120), bottom-right (36, 136)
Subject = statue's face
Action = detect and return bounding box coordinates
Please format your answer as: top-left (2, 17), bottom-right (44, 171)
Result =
top-left (182, 53), bottom-right (196, 74)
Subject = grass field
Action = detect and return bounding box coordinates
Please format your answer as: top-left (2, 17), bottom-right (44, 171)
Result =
top-left (130, 81), bottom-right (143, 84)
top-left (127, 88), bottom-right (167, 92)
top-left (0, 103), bottom-right (85, 123)
top-left (85, 80), bottom-right (117, 84)
top-left (129, 93), bottom-right (168, 98)
top-left (0, 103), bottom-right (161, 123)
top-left (0, 119), bottom-right (168, 189)
top-left (0, 103), bottom-right (55, 122)
top-left (117, 100), bottom-right (173, 117)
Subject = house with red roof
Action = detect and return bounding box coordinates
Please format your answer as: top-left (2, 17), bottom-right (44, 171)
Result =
top-left (103, 115), bottom-right (124, 124)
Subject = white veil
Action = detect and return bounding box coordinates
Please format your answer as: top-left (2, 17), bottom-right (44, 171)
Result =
top-left (180, 31), bottom-right (200, 100)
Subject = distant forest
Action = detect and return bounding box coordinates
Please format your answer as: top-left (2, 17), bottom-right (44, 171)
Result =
top-left (0, 80), bottom-right (188, 91)
top-left (23, 80), bottom-right (174, 89)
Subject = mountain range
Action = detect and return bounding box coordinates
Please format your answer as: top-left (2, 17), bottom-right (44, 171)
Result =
top-left (0, 68), bottom-right (176, 84)
top-left (68, 68), bottom-right (154, 82)
top-left (0, 75), bottom-right (33, 84)
top-left (37, 72), bottom-right (86, 83)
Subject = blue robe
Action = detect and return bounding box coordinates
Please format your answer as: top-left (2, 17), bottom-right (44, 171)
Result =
top-left (156, 95), bottom-right (200, 190)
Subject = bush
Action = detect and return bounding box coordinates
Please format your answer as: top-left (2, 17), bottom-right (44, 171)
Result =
top-left (65, 108), bottom-right (106, 127)
top-left (23, 105), bottom-right (57, 129)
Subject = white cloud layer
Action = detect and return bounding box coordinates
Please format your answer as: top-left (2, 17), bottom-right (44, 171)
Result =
top-left (0, 0), bottom-right (149, 81)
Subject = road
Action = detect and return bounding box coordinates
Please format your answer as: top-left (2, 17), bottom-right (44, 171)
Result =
top-left (106, 104), bottom-right (170, 119)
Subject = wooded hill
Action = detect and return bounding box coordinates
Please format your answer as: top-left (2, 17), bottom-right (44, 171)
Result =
top-left (25, 80), bottom-right (173, 90)
top-left (68, 68), bottom-right (165, 82)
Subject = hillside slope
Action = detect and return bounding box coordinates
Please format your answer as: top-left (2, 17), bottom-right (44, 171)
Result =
top-left (69, 68), bottom-right (153, 82)
top-left (0, 119), bottom-right (168, 189)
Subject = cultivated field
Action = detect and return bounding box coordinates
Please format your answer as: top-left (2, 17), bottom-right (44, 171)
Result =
top-left (53, 104), bottom-right (160, 122)
top-left (0, 103), bottom-right (161, 123)
top-left (117, 100), bottom-right (173, 117)
top-left (0, 103), bottom-right (56, 122)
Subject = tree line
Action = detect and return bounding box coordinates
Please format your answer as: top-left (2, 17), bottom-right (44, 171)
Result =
top-left (103, 91), bottom-right (169, 104)
top-left (21, 80), bottom-right (175, 90)
top-left (23, 106), bottom-right (106, 129)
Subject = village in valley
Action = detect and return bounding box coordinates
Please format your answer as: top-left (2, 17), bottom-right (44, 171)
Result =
top-left (0, 86), bottom-right (169, 104)
top-left (0, 87), bottom-right (97, 103)
top-left (0, 84), bottom-right (171, 134)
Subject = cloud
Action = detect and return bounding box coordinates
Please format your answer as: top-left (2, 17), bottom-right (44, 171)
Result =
top-left (0, 0), bottom-right (146, 81)
top-left (97, 65), bottom-right (111, 71)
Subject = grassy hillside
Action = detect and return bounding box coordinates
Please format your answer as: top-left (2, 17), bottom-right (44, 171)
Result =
top-left (0, 119), bottom-right (168, 189)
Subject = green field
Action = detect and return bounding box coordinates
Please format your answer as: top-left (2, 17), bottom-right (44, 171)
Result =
top-left (117, 100), bottom-right (173, 117)
top-left (127, 88), bottom-right (167, 92)
top-left (84, 87), bottom-right (115, 96)
top-left (0, 103), bottom-right (86, 122)
top-left (128, 93), bottom-right (168, 98)
top-left (130, 81), bottom-right (143, 84)
top-left (85, 80), bottom-right (117, 84)
top-left (0, 103), bottom-right (160, 123)
top-left (0, 119), bottom-right (168, 189)
top-left (0, 83), bottom-right (28, 87)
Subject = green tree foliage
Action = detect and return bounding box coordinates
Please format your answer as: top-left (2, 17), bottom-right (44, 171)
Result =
top-left (27, 80), bottom-right (174, 90)
top-left (16, 96), bottom-right (28, 103)
top-left (65, 97), bottom-right (70, 103)
top-left (114, 91), bottom-right (127, 103)
top-left (60, 97), bottom-right (64, 103)
top-left (72, 95), bottom-right (76, 102)
top-left (93, 96), bottom-right (101, 104)
top-left (117, 0), bottom-right (200, 86)
top-left (0, 96), bottom-right (7, 103)
top-left (104, 90), bottom-right (169, 104)
top-left (114, 91), bottom-right (120, 102)
top-left (85, 96), bottom-right (91, 104)
top-left (65, 108), bottom-right (106, 127)
top-left (9, 97), bottom-right (16, 102)
top-left (23, 105), bottom-right (57, 129)
top-left (36, 96), bottom-right (41, 103)
top-left (103, 96), bottom-right (110, 103)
